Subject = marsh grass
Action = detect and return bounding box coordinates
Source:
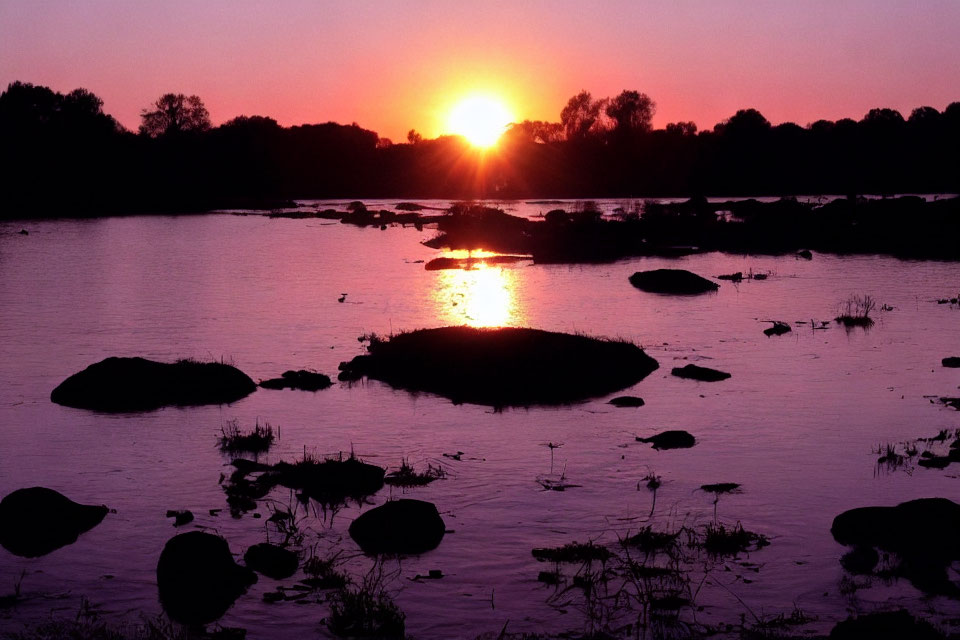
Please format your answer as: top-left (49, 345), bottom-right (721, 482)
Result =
top-left (218, 418), bottom-right (275, 454)
top-left (835, 294), bottom-right (877, 328)
top-left (702, 522), bottom-right (769, 556)
top-left (873, 429), bottom-right (960, 475)
top-left (384, 459), bottom-right (446, 487)
top-left (327, 562), bottom-right (405, 639)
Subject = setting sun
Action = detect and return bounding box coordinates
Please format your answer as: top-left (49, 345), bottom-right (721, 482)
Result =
top-left (446, 95), bottom-right (513, 148)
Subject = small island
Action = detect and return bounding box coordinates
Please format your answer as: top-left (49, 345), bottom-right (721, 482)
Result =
top-left (338, 326), bottom-right (659, 407)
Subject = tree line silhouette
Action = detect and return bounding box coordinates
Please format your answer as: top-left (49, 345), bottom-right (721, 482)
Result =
top-left (1, 81), bottom-right (957, 218)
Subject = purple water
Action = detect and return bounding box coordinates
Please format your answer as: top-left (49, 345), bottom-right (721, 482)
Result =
top-left (1, 204), bottom-right (960, 638)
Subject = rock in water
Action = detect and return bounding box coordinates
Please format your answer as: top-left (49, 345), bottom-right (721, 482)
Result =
top-left (831, 497), bottom-right (960, 595)
top-left (337, 326), bottom-right (659, 407)
top-left (157, 531), bottom-right (256, 625)
top-left (628, 269), bottom-right (719, 295)
top-left (51, 357), bottom-right (256, 411)
top-left (244, 543), bottom-right (299, 579)
top-left (0, 487), bottom-right (108, 557)
top-left (609, 395), bottom-right (645, 407)
top-left (636, 430), bottom-right (696, 450)
top-left (259, 369), bottom-right (332, 391)
top-left (349, 499), bottom-right (445, 555)
top-left (671, 364), bottom-right (731, 381)
top-left (763, 321), bottom-right (791, 337)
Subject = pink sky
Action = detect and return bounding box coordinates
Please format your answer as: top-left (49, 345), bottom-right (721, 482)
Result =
top-left (1, 1), bottom-right (958, 140)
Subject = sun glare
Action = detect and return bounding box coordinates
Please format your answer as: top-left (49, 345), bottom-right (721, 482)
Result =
top-left (434, 263), bottom-right (520, 327)
top-left (446, 95), bottom-right (513, 148)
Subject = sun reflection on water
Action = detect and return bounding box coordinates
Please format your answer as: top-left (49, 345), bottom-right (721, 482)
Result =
top-left (434, 263), bottom-right (521, 327)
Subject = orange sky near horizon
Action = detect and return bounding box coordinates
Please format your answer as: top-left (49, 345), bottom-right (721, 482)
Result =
top-left (1, 1), bottom-right (959, 141)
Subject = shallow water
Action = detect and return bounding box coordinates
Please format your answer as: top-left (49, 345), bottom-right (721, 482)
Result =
top-left (2, 204), bottom-right (960, 638)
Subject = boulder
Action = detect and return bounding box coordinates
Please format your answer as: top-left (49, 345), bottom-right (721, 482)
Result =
top-left (259, 369), bottom-right (332, 391)
top-left (157, 531), bottom-right (257, 625)
top-left (831, 498), bottom-right (960, 595)
top-left (636, 430), bottom-right (696, 450)
top-left (337, 326), bottom-right (658, 407)
top-left (244, 543), bottom-right (298, 579)
top-left (671, 364), bottom-right (731, 381)
top-left (0, 487), bottom-right (108, 557)
top-left (51, 357), bottom-right (256, 411)
top-left (349, 499), bottom-right (445, 555)
top-left (628, 269), bottom-right (718, 295)
top-left (942, 357), bottom-right (960, 368)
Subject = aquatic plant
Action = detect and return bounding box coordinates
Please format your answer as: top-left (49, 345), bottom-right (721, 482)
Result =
top-left (700, 482), bottom-right (741, 523)
top-left (384, 459), bottom-right (446, 487)
top-left (702, 521), bottom-right (770, 556)
top-left (327, 562), bottom-right (405, 639)
top-left (218, 418), bottom-right (275, 454)
top-left (639, 472), bottom-right (661, 516)
top-left (835, 294), bottom-right (877, 328)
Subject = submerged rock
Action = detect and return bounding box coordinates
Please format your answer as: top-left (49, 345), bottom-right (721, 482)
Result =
top-left (942, 357), bottom-right (960, 368)
top-left (0, 487), bottom-right (108, 557)
top-left (259, 369), bottom-right (332, 391)
top-left (349, 499), bottom-right (445, 555)
top-left (532, 542), bottom-right (611, 563)
top-left (157, 531), bottom-right (256, 625)
top-left (671, 364), bottom-right (731, 381)
top-left (337, 326), bottom-right (659, 407)
top-left (424, 255), bottom-right (529, 271)
top-left (609, 395), bottom-right (645, 407)
top-left (166, 509), bottom-right (194, 527)
top-left (716, 272), bottom-right (743, 282)
top-left (51, 357), bottom-right (256, 411)
top-left (763, 321), bottom-right (791, 337)
top-left (636, 430), bottom-right (696, 450)
top-left (628, 269), bottom-right (718, 295)
top-left (244, 543), bottom-right (298, 579)
top-left (831, 497), bottom-right (960, 595)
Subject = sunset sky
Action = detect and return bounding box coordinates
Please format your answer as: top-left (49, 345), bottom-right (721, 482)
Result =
top-left (2, 0), bottom-right (959, 141)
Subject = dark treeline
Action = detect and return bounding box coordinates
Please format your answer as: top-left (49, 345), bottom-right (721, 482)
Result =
top-left (1, 82), bottom-right (958, 218)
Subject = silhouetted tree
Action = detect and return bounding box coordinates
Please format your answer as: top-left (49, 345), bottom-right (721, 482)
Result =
top-left (717, 108), bottom-right (771, 136)
top-left (605, 90), bottom-right (656, 134)
top-left (140, 93), bottom-right (210, 137)
top-left (861, 107), bottom-right (905, 128)
top-left (2, 79), bottom-right (958, 217)
top-left (665, 121), bottom-right (697, 136)
top-left (561, 90), bottom-right (603, 140)
top-left (504, 120), bottom-right (564, 144)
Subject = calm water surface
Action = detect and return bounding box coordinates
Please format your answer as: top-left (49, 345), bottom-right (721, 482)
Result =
top-left (1, 203), bottom-right (960, 638)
